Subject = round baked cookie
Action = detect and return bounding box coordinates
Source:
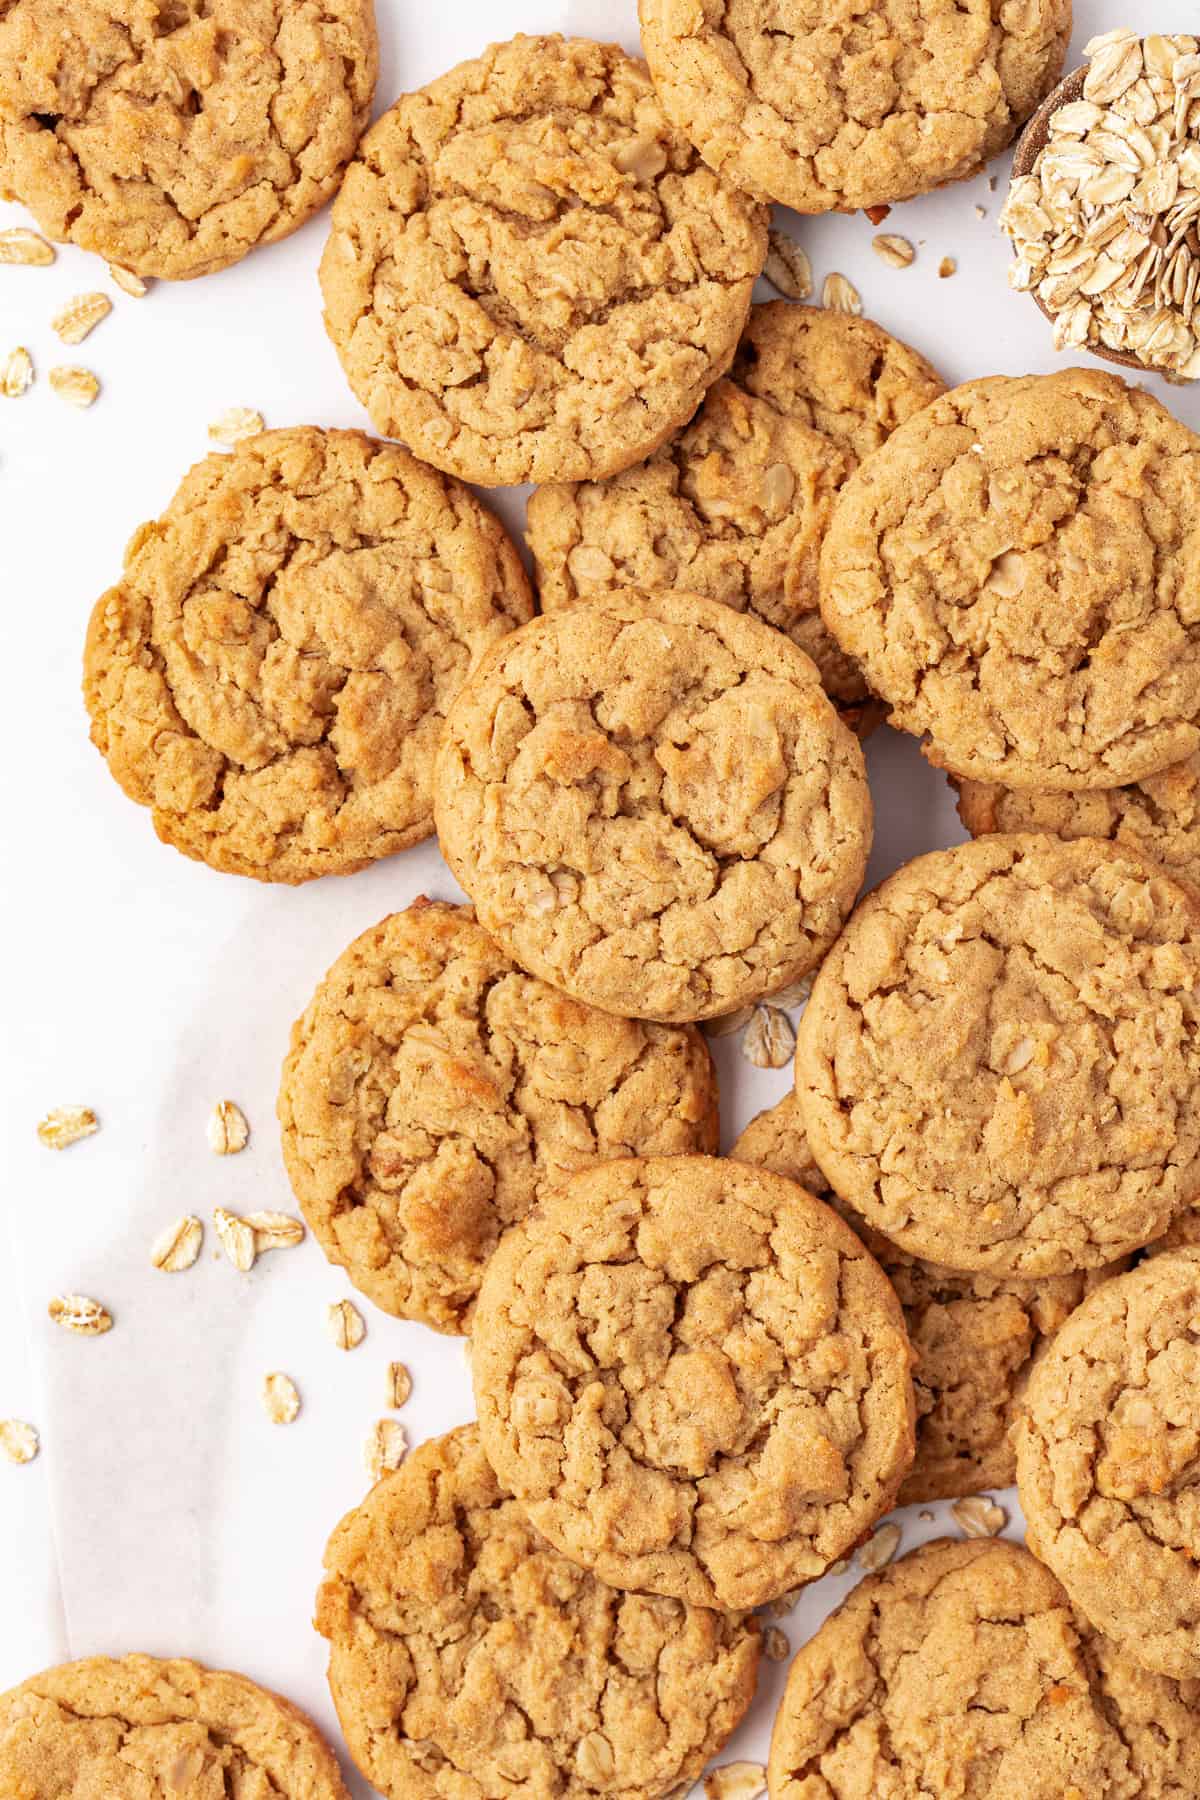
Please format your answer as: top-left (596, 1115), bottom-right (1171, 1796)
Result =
top-left (795, 833), bottom-right (1200, 1275)
top-left (471, 1154), bottom-right (916, 1611)
top-left (318, 35), bottom-right (767, 488)
top-left (278, 898), bottom-right (719, 1334)
top-left (732, 1094), bottom-right (1123, 1505)
top-left (1016, 1249), bottom-right (1200, 1680)
top-left (766, 1537), bottom-right (1200, 1800)
top-left (83, 428), bottom-right (534, 883)
top-left (527, 303), bottom-right (945, 721)
top-left (0, 1), bottom-right (377, 280)
top-left (638, 0), bottom-right (1070, 215)
top-left (0, 1653), bottom-right (349, 1797)
top-left (433, 590), bottom-right (872, 1024)
top-left (819, 368), bottom-right (1200, 790)
top-left (317, 1426), bottom-right (760, 1800)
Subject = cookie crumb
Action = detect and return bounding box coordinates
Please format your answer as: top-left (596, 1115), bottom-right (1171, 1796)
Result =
top-left (1, 346), bottom-right (33, 397)
top-left (857, 1522), bottom-right (902, 1572)
top-left (363, 1419), bottom-right (407, 1482)
top-left (262, 1372), bottom-right (300, 1425)
top-left (742, 1005), bottom-right (796, 1069)
top-left (48, 1294), bottom-right (112, 1335)
top-left (863, 204), bottom-right (892, 225)
top-left (0, 227), bottom-right (55, 265)
top-left (704, 1763), bottom-right (766, 1800)
top-left (919, 1508), bottom-right (934, 1522)
top-left (150, 1214), bottom-right (204, 1272)
top-left (0, 1420), bottom-right (39, 1465)
top-left (108, 263), bottom-right (149, 297)
top-left (763, 230), bottom-right (813, 301)
top-left (974, 204), bottom-right (987, 220)
top-left (762, 1625), bottom-right (790, 1662)
top-left (207, 1099), bottom-right (249, 1155)
top-left (822, 271), bottom-right (863, 314)
top-left (872, 233), bottom-right (915, 269)
top-left (938, 257), bottom-right (958, 279)
top-left (213, 1207), bottom-right (256, 1272)
top-left (49, 365), bottom-right (99, 408)
top-left (325, 1299), bottom-right (366, 1350)
top-left (386, 1361), bottom-right (412, 1407)
top-left (52, 293), bottom-right (112, 345)
top-left (951, 1495), bottom-right (1007, 1537)
top-left (37, 1106), bottom-right (97, 1150)
top-left (208, 406), bottom-right (265, 447)
top-left (246, 1211), bottom-right (305, 1253)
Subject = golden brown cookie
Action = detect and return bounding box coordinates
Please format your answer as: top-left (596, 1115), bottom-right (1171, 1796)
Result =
top-left (1016, 1249), bottom-right (1200, 1681)
top-left (0, 1), bottom-right (377, 280)
top-left (527, 303), bottom-right (944, 720)
top-left (732, 1094), bottom-right (1122, 1505)
top-left (318, 35), bottom-right (767, 488)
top-left (278, 899), bottom-right (719, 1334)
top-left (766, 1537), bottom-right (1200, 1800)
top-left (0, 1653), bottom-right (350, 1797)
top-left (316, 1425), bottom-right (760, 1800)
top-left (83, 428), bottom-right (533, 883)
top-left (819, 369), bottom-right (1200, 789)
top-left (638, 0), bottom-right (1070, 214)
top-left (433, 590), bottom-right (872, 1025)
top-left (471, 1154), bottom-right (916, 1611)
top-left (795, 834), bottom-right (1200, 1276)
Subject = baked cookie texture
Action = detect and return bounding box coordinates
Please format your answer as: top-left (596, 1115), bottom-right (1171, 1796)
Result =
top-left (0, 1653), bottom-right (349, 1797)
top-left (795, 833), bottom-right (1200, 1276)
top-left (316, 1426), bottom-right (760, 1800)
top-left (766, 1537), bottom-right (1200, 1800)
top-left (0, 1), bottom-right (377, 280)
top-left (732, 1094), bottom-right (1123, 1506)
top-left (278, 899), bottom-right (718, 1334)
top-left (83, 427), bottom-right (533, 883)
top-left (319, 35), bottom-right (767, 488)
top-left (527, 304), bottom-right (944, 720)
top-left (638, 0), bottom-right (1070, 214)
top-left (471, 1154), bottom-right (916, 1611)
top-left (433, 590), bottom-right (872, 1024)
top-left (819, 369), bottom-right (1200, 790)
top-left (1016, 1249), bottom-right (1200, 1681)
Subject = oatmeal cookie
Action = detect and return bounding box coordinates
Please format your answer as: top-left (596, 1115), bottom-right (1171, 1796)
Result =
top-left (767, 1537), bottom-right (1200, 1800)
top-left (820, 369), bottom-right (1200, 789)
top-left (638, 0), bottom-right (1070, 214)
top-left (278, 899), bottom-right (718, 1334)
top-left (527, 303), bottom-right (944, 719)
top-left (316, 1425), bottom-right (760, 1800)
top-left (0, 0), bottom-right (377, 280)
top-left (319, 35), bottom-right (767, 488)
top-left (795, 834), bottom-right (1200, 1275)
top-left (471, 1154), bottom-right (916, 1611)
top-left (1016, 1249), bottom-right (1200, 1680)
top-left (83, 427), bottom-right (533, 883)
top-left (0, 1653), bottom-right (349, 1797)
top-left (433, 590), bottom-right (872, 1025)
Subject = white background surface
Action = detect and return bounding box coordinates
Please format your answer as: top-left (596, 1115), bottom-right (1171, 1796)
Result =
top-left (4, 2), bottom-right (1200, 1793)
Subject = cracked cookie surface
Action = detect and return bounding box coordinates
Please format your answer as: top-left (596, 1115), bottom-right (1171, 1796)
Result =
top-left (527, 303), bottom-right (944, 719)
top-left (433, 589), bottom-right (872, 1024)
top-left (316, 1425), bottom-right (759, 1800)
top-left (732, 1094), bottom-right (1123, 1505)
top-left (471, 1154), bottom-right (916, 1611)
top-left (319, 34), bottom-right (767, 488)
top-left (0, 0), bottom-right (377, 280)
top-left (0, 1653), bottom-right (349, 1797)
top-left (637, 0), bottom-right (1070, 214)
top-left (278, 899), bottom-right (718, 1334)
top-left (819, 369), bottom-right (1200, 789)
top-left (795, 834), bottom-right (1200, 1275)
top-left (1017, 1248), bottom-right (1200, 1680)
top-left (766, 1537), bottom-right (1200, 1800)
top-left (83, 427), bottom-right (534, 884)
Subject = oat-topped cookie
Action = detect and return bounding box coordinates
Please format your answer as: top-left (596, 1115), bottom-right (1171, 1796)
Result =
top-left (83, 428), bottom-right (533, 883)
top-left (820, 369), bottom-right (1200, 789)
top-left (471, 1154), bottom-right (915, 1611)
top-left (278, 900), bottom-right (718, 1334)
top-left (0, 1653), bottom-right (350, 1797)
top-left (796, 834), bottom-right (1200, 1276)
top-left (0, 1), bottom-right (377, 280)
top-left (527, 304), bottom-right (944, 721)
top-left (317, 1426), bottom-right (760, 1800)
top-left (638, 0), bottom-right (1070, 214)
top-left (319, 35), bottom-right (767, 488)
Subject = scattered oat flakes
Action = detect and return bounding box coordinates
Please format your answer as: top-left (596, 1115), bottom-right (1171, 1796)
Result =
top-left (872, 233), bottom-right (915, 268)
top-left (857, 1522), bottom-right (902, 1572)
top-left (974, 204), bottom-right (987, 220)
top-left (0, 227), bottom-right (55, 265)
top-left (742, 1005), bottom-right (796, 1070)
top-left (207, 1099), bottom-right (249, 1155)
top-left (705, 1763), bottom-right (766, 1800)
top-left (0, 1420), bottom-right (39, 1465)
top-left (462, 1338), bottom-right (473, 1373)
top-left (48, 1294), bottom-right (112, 1335)
top-left (951, 1494), bottom-right (1007, 1538)
top-left (2, 346), bottom-right (33, 397)
top-left (763, 230), bottom-right (812, 300)
top-left (325, 1299), bottom-right (366, 1350)
top-left (768, 976), bottom-right (814, 1012)
top-left (703, 1004), bottom-right (755, 1039)
top-left (150, 1214), bottom-right (203, 1273)
top-left (262, 1372), bottom-right (300, 1425)
top-left (246, 1210), bottom-right (305, 1252)
top-left (826, 1558), bottom-right (850, 1577)
top-left (37, 1106), bottom-right (98, 1150)
top-left (938, 257), bottom-right (958, 279)
top-left (363, 1418), bottom-right (407, 1482)
top-left (107, 263), bottom-right (149, 297)
top-left (48, 365), bottom-right (99, 408)
top-left (213, 1207), bottom-right (256, 1272)
top-left (52, 292), bottom-right (111, 345)
top-left (386, 1360), bottom-right (412, 1408)
top-left (208, 406), bottom-right (264, 447)
top-left (764, 1586), bottom-right (803, 1617)
top-left (762, 1625), bottom-right (790, 1662)
top-left (822, 271), bottom-right (862, 314)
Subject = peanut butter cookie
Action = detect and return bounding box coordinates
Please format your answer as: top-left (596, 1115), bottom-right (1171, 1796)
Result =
top-left (0, 1), bottom-right (377, 280)
top-left (83, 428), bottom-right (533, 883)
top-left (317, 1425), bottom-right (760, 1800)
top-left (638, 0), bottom-right (1070, 214)
top-left (1017, 1249), bottom-right (1200, 1681)
top-left (0, 1653), bottom-right (350, 1797)
top-left (767, 1537), bottom-right (1200, 1800)
top-left (527, 303), bottom-right (944, 721)
top-left (795, 834), bottom-right (1200, 1275)
top-left (319, 35), bottom-right (767, 488)
top-left (471, 1154), bottom-right (916, 1611)
top-left (820, 369), bottom-right (1200, 789)
top-left (433, 590), bottom-right (872, 1025)
top-left (278, 899), bottom-right (718, 1334)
